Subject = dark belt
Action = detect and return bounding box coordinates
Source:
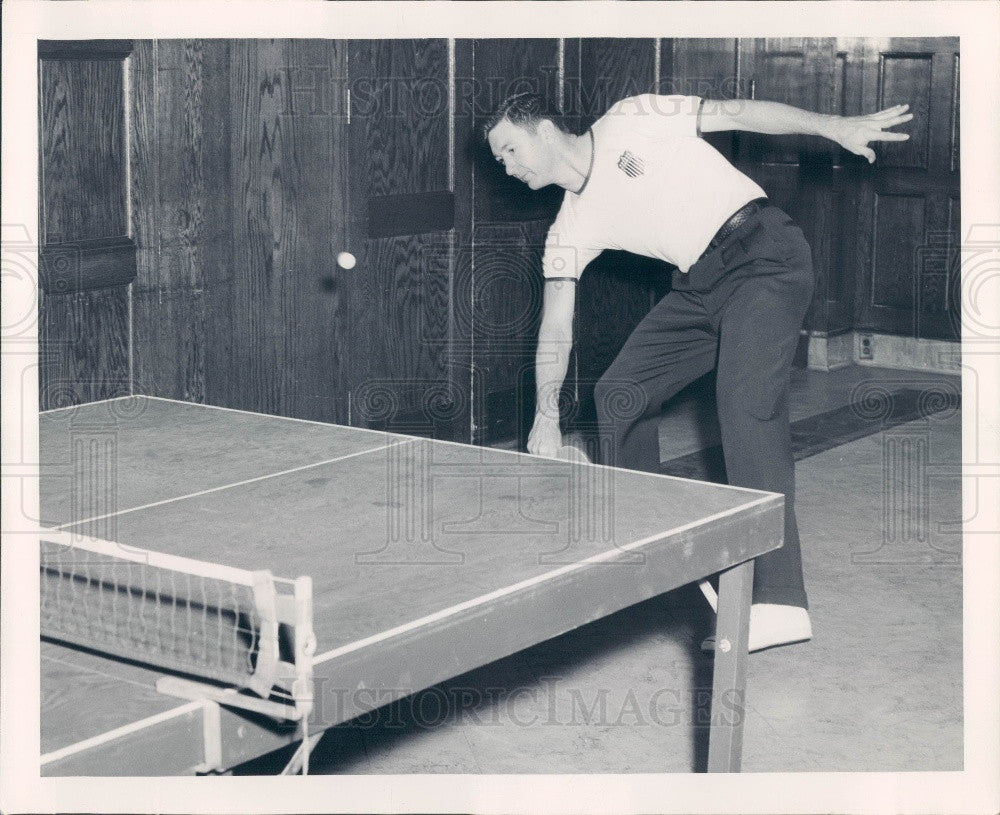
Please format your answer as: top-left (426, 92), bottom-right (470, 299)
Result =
top-left (701, 196), bottom-right (771, 258)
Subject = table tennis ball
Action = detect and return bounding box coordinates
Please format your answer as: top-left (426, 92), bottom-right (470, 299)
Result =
top-left (337, 251), bottom-right (356, 270)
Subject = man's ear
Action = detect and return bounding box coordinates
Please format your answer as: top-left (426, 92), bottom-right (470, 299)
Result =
top-left (537, 118), bottom-right (558, 142)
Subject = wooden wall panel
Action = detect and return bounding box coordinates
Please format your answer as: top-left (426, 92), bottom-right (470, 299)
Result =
top-left (130, 40), bottom-right (231, 402)
top-left (364, 40), bottom-right (450, 197)
top-left (856, 38), bottom-right (960, 340)
top-left (821, 43), bottom-right (867, 336)
top-left (577, 38), bottom-right (657, 124)
top-left (220, 39), bottom-right (348, 422)
top-left (347, 39), bottom-right (460, 435)
top-left (471, 221), bottom-right (546, 443)
top-left (40, 59), bottom-right (128, 244)
top-left (872, 194), bottom-right (925, 312)
top-left (451, 38), bottom-right (476, 441)
top-left (38, 43), bottom-right (137, 410)
top-left (131, 288), bottom-right (206, 401)
top-left (129, 40), bottom-right (158, 283)
top-left (349, 232), bottom-right (455, 431)
top-left (228, 38), bottom-right (289, 416)
top-left (878, 53), bottom-right (933, 170)
top-left (949, 54), bottom-right (959, 173)
top-left (151, 40), bottom-right (232, 290)
top-left (38, 288), bottom-right (130, 409)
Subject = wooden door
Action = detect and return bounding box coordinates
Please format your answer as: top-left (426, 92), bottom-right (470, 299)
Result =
top-left (220, 40), bottom-right (352, 422)
top-left (852, 37), bottom-right (960, 340)
top-left (345, 40), bottom-right (470, 439)
top-left (38, 41), bottom-right (137, 409)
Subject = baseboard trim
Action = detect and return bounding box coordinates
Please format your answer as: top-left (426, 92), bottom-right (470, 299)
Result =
top-left (806, 330), bottom-right (854, 372)
top-left (805, 331), bottom-right (961, 375)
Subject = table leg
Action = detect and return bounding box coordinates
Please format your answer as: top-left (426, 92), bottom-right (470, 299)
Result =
top-left (706, 558), bottom-right (754, 773)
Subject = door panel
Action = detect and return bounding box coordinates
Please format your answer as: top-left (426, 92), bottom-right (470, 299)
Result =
top-left (854, 37), bottom-right (960, 340)
top-left (218, 40), bottom-right (349, 421)
top-left (347, 40), bottom-right (465, 438)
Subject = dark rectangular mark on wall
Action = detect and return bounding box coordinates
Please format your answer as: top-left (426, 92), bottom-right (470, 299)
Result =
top-left (368, 191), bottom-right (455, 239)
top-left (39, 41), bottom-right (133, 60)
top-left (40, 237), bottom-right (138, 294)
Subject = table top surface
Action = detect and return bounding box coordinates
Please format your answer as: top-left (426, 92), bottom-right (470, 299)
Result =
top-left (38, 396), bottom-right (783, 774)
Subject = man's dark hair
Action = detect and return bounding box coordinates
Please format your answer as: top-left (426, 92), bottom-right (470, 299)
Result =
top-left (481, 92), bottom-right (570, 143)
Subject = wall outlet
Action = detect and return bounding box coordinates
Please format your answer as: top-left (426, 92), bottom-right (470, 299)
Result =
top-left (857, 332), bottom-right (874, 360)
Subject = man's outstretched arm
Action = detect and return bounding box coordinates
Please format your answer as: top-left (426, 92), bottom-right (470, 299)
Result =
top-left (527, 278), bottom-right (577, 458)
top-left (698, 99), bottom-right (913, 163)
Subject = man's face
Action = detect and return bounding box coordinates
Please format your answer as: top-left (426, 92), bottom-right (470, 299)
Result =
top-left (487, 118), bottom-right (554, 190)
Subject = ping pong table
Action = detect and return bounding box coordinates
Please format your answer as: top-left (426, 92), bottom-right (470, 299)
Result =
top-left (38, 396), bottom-right (783, 775)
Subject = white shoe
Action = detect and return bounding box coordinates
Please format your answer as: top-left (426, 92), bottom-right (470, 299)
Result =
top-left (701, 603), bottom-right (812, 653)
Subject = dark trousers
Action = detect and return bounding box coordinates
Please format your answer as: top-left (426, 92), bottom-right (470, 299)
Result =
top-left (593, 205), bottom-right (815, 608)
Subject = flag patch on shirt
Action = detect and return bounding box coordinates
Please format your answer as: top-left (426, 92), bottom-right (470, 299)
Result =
top-left (617, 150), bottom-right (646, 178)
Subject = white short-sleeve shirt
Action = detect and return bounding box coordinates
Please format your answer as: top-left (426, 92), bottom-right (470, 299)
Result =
top-left (542, 94), bottom-right (767, 278)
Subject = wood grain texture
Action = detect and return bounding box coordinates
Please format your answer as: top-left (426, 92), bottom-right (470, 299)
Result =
top-left (152, 40), bottom-right (233, 290)
top-left (222, 39), bottom-right (349, 422)
top-left (128, 40), bottom-right (232, 404)
top-left (872, 192), bottom-right (924, 313)
top-left (577, 38), bottom-right (657, 127)
top-left (40, 58), bottom-right (128, 244)
top-left (358, 39), bottom-right (451, 198)
top-left (222, 38), bottom-right (285, 415)
top-left (472, 220), bottom-right (547, 443)
top-left (346, 40), bottom-right (464, 436)
top-left (933, 195), bottom-right (961, 340)
top-left (38, 286), bottom-right (130, 410)
top-left (38, 41), bottom-right (132, 60)
top-left (129, 40), bottom-right (158, 285)
top-left (855, 38), bottom-right (960, 340)
top-left (914, 192), bottom-right (961, 340)
top-left (348, 231), bottom-right (454, 431)
top-left (131, 286), bottom-right (206, 402)
top-left (877, 52), bottom-right (932, 170)
top-left (949, 54), bottom-right (959, 173)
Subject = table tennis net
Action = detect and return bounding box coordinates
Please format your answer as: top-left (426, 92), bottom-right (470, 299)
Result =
top-left (39, 530), bottom-right (282, 698)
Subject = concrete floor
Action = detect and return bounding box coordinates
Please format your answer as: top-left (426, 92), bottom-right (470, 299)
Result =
top-left (272, 363), bottom-right (963, 774)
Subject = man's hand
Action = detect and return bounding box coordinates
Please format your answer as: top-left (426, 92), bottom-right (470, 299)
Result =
top-left (829, 104), bottom-right (913, 163)
top-left (527, 414), bottom-right (562, 458)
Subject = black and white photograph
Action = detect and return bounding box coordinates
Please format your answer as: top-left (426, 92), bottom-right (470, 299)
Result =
top-left (1, 2), bottom-right (998, 814)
